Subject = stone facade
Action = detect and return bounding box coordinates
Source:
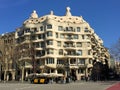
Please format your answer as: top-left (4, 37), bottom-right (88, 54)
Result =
top-left (0, 7), bottom-right (110, 81)
top-left (0, 32), bottom-right (16, 81)
top-left (15, 7), bottom-right (110, 80)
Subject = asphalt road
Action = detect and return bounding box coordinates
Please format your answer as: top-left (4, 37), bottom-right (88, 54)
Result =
top-left (0, 81), bottom-right (118, 90)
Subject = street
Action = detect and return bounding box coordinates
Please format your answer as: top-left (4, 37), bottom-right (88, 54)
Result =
top-left (0, 81), bottom-right (118, 90)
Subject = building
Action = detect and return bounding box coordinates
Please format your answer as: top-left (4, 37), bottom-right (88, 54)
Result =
top-left (14, 7), bottom-right (110, 81)
top-left (0, 7), bottom-right (111, 81)
top-left (0, 32), bottom-right (16, 81)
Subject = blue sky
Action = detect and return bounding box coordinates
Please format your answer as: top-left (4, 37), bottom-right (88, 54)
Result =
top-left (0, 0), bottom-right (120, 48)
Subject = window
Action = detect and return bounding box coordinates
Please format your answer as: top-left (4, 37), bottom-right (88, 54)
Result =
top-left (31, 28), bottom-right (38, 32)
top-left (47, 40), bottom-right (53, 45)
top-left (76, 50), bottom-right (82, 56)
top-left (47, 49), bottom-right (54, 54)
top-left (46, 58), bottom-right (54, 64)
top-left (41, 42), bottom-right (45, 47)
top-left (36, 50), bottom-right (45, 56)
top-left (59, 49), bottom-right (63, 55)
top-left (40, 26), bottom-right (44, 31)
top-left (47, 31), bottom-right (52, 37)
top-left (69, 27), bottom-right (73, 31)
top-left (76, 42), bottom-right (82, 47)
top-left (66, 34), bottom-right (72, 39)
top-left (57, 59), bottom-right (64, 64)
top-left (66, 27), bottom-right (73, 31)
top-left (57, 41), bottom-right (61, 47)
top-left (77, 27), bottom-right (81, 32)
top-left (70, 59), bottom-right (76, 64)
top-left (38, 34), bottom-right (45, 39)
top-left (31, 35), bottom-right (37, 40)
top-left (74, 34), bottom-right (79, 39)
top-left (78, 59), bottom-right (85, 64)
top-left (35, 42), bottom-right (40, 48)
top-left (60, 34), bottom-right (64, 39)
top-left (56, 33), bottom-right (58, 38)
top-left (17, 30), bottom-right (24, 36)
top-left (36, 50), bottom-right (41, 57)
top-left (58, 26), bottom-right (63, 31)
top-left (67, 50), bottom-right (76, 55)
top-left (64, 42), bottom-right (68, 47)
top-left (38, 34), bottom-right (41, 39)
top-left (82, 35), bottom-right (85, 39)
top-left (25, 28), bottom-right (30, 33)
top-left (84, 27), bottom-right (89, 32)
top-left (47, 24), bottom-right (52, 29)
top-left (66, 27), bottom-right (68, 31)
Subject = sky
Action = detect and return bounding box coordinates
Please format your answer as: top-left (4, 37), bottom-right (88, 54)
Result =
top-left (0, 0), bottom-right (120, 48)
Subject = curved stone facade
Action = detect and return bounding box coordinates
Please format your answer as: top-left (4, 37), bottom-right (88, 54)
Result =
top-left (14, 7), bottom-right (110, 80)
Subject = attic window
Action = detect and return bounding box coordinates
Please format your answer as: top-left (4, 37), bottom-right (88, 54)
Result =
top-left (60, 18), bottom-right (63, 20)
top-left (73, 22), bottom-right (76, 24)
top-left (76, 18), bottom-right (78, 20)
top-left (41, 18), bottom-right (44, 20)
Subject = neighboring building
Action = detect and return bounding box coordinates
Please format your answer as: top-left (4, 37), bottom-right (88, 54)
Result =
top-left (15, 7), bottom-right (110, 80)
top-left (0, 32), bottom-right (16, 81)
top-left (115, 61), bottom-right (120, 76)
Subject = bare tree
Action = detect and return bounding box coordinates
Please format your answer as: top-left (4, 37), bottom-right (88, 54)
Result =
top-left (110, 38), bottom-right (120, 61)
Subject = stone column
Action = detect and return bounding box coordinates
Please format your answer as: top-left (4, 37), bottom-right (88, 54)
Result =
top-left (55, 69), bottom-right (57, 74)
top-left (76, 69), bottom-right (78, 80)
top-left (85, 59), bottom-right (89, 77)
top-left (12, 71), bottom-right (15, 80)
top-left (4, 70), bottom-right (7, 81)
top-left (21, 67), bottom-right (25, 82)
top-left (26, 70), bottom-right (28, 78)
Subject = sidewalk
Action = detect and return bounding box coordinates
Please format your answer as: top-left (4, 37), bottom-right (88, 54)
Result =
top-left (0, 80), bottom-right (28, 84)
top-left (106, 82), bottom-right (120, 90)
